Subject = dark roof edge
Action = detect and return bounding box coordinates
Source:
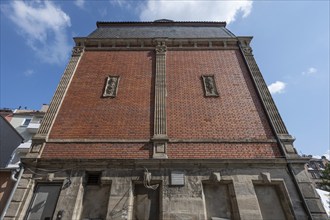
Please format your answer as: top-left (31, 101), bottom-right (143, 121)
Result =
top-left (96, 21), bottom-right (227, 28)
top-left (0, 115), bottom-right (24, 142)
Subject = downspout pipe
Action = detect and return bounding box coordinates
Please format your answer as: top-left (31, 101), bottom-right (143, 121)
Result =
top-left (1, 164), bottom-right (24, 219)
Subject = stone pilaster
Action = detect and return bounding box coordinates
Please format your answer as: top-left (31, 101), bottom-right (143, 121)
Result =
top-left (29, 47), bottom-right (84, 157)
top-left (152, 41), bottom-right (168, 158)
top-left (238, 37), bottom-right (298, 157)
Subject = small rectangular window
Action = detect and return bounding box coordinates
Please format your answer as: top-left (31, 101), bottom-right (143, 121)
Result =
top-left (22, 119), bottom-right (31, 126)
top-left (86, 172), bottom-right (101, 185)
top-left (103, 76), bottom-right (120, 97)
top-left (202, 75), bottom-right (219, 97)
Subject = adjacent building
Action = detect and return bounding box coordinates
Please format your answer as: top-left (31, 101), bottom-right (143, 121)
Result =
top-left (0, 115), bottom-right (23, 215)
top-left (0, 105), bottom-right (48, 218)
top-left (304, 155), bottom-right (329, 190)
top-left (3, 20), bottom-right (327, 220)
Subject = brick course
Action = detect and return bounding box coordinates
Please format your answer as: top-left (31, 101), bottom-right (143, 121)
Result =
top-left (41, 142), bottom-right (281, 159)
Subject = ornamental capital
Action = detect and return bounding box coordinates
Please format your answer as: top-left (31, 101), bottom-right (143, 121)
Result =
top-left (72, 46), bottom-right (84, 56)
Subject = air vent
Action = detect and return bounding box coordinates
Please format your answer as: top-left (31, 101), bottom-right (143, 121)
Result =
top-left (86, 173), bottom-right (101, 185)
top-left (170, 171), bottom-right (185, 186)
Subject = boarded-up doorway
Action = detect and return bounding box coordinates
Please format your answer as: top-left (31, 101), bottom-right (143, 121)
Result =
top-left (25, 184), bottom-right (61, 220)
top-left (203, 183), bottom-right (238, 220)
top-left (254, 185), bottom-right (291, 220)
top-left (133, 184), bottom-right (160, 220)
top-left (81, 172), bottom-right (111, 220)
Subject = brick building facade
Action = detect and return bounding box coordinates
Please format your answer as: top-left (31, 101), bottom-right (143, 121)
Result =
top-left (3, 20), bottom-right (327, 219)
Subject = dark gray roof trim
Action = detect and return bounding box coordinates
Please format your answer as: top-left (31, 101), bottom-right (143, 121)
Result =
top-left (96, 21), bottom-right (227, 27)
top-left (88, 25), bottom-right (235, 39)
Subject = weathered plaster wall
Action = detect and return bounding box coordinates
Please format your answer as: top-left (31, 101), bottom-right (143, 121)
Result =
top-left (6, 162), bottom-right (325, 220)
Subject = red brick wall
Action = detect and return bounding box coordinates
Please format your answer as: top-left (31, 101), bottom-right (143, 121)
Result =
top-left (41, 142), bottom-right (281, 159)
top-left (167, 143), bottom-right (281, 159)
top-left (44, 49), bottom-right (282, 159)
top-left (166, 50), bottom-right (274, 140)
top-left (42, 143), bottom-right (151, 159)
top-left (49, 51), bottom-right (154, 139)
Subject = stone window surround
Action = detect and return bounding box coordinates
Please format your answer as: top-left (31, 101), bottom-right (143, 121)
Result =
top-left (102, 75), bottom-right (120, 98)
top-left (201, 75), bottom-right (219, 97)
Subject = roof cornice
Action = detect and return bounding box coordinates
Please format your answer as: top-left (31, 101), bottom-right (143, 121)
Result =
top-left (96, 20), bottom-right (227, 28)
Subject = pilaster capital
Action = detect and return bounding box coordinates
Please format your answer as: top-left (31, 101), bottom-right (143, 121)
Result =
top-left (155, 41), bottom-right (167, 54)
top-left (237, 37), bottom-right (253, 55)
top-left (72, 46), bottom-right (84, 56)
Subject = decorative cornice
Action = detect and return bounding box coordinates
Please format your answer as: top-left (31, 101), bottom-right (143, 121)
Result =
top-left (96, 21), bottom-right (227, 28)
top-left (74, 37), bottom-right (238, 50)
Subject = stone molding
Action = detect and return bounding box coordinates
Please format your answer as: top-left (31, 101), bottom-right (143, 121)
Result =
top-left (237, 37), bottom-right (299, 157)
top-left (74, 37), bottom-right (238, 50)
top-left (238, 37), bottom-right (289, 136)
top-left (46, 138), bottom-right (277, 143)
top-left (32, 47), bottom-right (84, 152)
top-left (21, 157), bottom-right (289, 169)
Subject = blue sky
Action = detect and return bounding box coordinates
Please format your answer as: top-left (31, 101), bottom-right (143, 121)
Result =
top-left (0, 0), bottom-right (329, 157)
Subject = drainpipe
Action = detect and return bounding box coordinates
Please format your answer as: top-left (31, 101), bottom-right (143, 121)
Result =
top-left (0, 164), bottom-right (24, 219)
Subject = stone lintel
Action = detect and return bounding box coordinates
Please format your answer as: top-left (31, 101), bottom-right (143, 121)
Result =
top-left (20, 158), bottom-right (288, 170)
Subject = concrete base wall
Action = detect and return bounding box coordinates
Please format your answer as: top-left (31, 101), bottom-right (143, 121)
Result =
top-left (4, 160), bottom-right (328, 220)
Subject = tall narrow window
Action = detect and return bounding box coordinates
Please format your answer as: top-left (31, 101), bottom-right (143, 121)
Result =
top-left (202, 75), bottom-right (219, 97)
top-left (25, 184), bottom-right (61, 220)
top-left (103, 76), bottom-right (120, 97)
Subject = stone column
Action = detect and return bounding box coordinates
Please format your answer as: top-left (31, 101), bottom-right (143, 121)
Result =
top-left (152, 41), bottom-right (168, 158)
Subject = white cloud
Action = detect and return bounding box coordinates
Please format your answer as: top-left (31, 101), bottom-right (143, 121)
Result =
top-left (302, 67), bottom-right (318, 75)
top-left (110, 0), bottom-right (127, 7)
top-left (74, 0), bottom-right (85, 9)
top-left (268, 81), bottom-right (286, 95)
top-left (24, 69), bottom-right (34, 77)
top-left (3, 1), bottom-right (71, 64)
top-left (139, 1), bottom-right (253, 23)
